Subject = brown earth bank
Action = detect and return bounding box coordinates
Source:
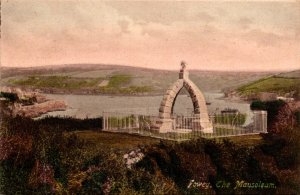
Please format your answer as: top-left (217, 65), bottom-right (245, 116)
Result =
top-left (12, 100), bottom-right (67, 118)
top-left (0, 87), bottom-right (67, 118)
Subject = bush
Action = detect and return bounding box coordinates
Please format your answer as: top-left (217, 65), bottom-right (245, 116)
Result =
top-left (251, 100), bottom-right (287, 132)
top-left (261, 128), bottom-right (300, 170)
top-left (0, 92), bottom-right (19, 102)
top-left (204, 139), bottom-right (278, 194)
top-left (260, 135), bottom-right (286, 156)
top-left (136, 142), bottom-right (192, 192)
top-left (295, 111), bottom-right (300, 126)
top-left (250, 100), bottom-right (267, 110)
top-left (37, 116), bottom-right (102, 131)
top-left (0, 115), bottom-right (102, 194)
top-left (214, 113), bottom-right (246, 125)
top-left (81, 171), bottom-right (108, 194)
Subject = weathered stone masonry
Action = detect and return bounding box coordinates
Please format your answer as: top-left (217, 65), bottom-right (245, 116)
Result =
top-left (157, 62), bottom-right (213, 133)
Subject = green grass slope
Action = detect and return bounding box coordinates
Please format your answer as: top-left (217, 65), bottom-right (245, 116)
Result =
top-left (7, 74), bottom-right (153, 95)
top-left (10, 75), bottom-right (102, 89)
top-left (1, 64), bottom-right (275, 94)
top-left (277, 69), bottom-right (300, 78)
top-left (237, 75), bottom-right (300, 96)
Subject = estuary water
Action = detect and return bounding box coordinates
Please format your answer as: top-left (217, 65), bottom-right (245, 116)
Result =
top-left (43, 93), bottom-right (252, 119)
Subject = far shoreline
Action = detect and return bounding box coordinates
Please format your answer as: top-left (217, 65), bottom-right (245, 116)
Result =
top-left (42, 90), bottom-right (224, 98)
top-left (43, 90), bottom-right (250, 106)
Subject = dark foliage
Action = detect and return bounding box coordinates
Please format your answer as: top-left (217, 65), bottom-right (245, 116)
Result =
top-left (1, 112), bottom-right (300, 194)
top-left (0, 158), bottom-right (36, 194)
top-left (250, 100), bottom-right (267, 110)
top-left (135, 155), bottom-right (155, 174)
top-left (179, 138), bottom-right (206, 154)
top-left (251, 100), bottom-right (286, 132)
top-left (137, 142), bottom-right (192, 191)
top-left (0, 92), bottom-right (19, 102)
top-left (204, 139), bottom-right (278, 194)
top-left (81, 171), bottom-right (108, 194)
top-left (37, 116), bottom-right (102, 131)
top-left (45, 146), bottom-right (68, 186)
top-left (130, 171), bottom-right (153, 193)
top-left (261, 130), bottom-right (300, 170)
top-left (3, 115), bottom-right (102, 136)
top-left (295, 111), bottom-right (300, 126)
top-left (260, 134), bottom-right (286, 155)
top-left (82, 155), bottom-right (103, 170)
top-left (0, 115), bottom-right (102, 194)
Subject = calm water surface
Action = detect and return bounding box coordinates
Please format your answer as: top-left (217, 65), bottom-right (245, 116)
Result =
top-left (43, 93), bottom-right (252, 119)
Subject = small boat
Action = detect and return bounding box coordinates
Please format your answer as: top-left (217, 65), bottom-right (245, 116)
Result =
top-left (221, 108), bottom-right (239, 114)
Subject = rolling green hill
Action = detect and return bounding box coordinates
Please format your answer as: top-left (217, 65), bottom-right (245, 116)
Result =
top-left (1, 64), bottom-right (277, 95)
top-left (277, 69), bottom-right (300, 78)
top-left (8, 74), bottom-right (152, 95)
top-left (237, 73), bottom-right (300, 98)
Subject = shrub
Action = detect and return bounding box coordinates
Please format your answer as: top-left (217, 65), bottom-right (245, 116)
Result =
top-left (0, 92), bottom-right (19, 102)
top-left (251, 100), bottom-right (287, 132)
top-left (260, 135), bottom-right (286, 156)
top-left (81, 171), bottom-right (108, 194)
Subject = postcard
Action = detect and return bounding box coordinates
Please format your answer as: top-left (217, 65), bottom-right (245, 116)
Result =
top-left (1, 1), bottom-right (299, 194)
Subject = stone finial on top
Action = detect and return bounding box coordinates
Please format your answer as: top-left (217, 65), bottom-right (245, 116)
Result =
top-left (179, 61), bottom-right (189, 79)
top-left (180, 61), bottom-right (187, 70)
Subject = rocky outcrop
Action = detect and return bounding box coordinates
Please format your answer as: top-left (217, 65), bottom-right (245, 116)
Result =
top-left (1, 87), bottom-right (67, 118)
top-left (0, 86), bottom-right (41, 100)
top-left (13, 100), bottom-right (67, 118)
top-left (123, 148), bottom-right (144, 169)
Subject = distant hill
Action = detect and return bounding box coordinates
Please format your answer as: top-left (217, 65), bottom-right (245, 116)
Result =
top-left (276, 69), bottom-right (300, 78)
top-left (1, 64), bottom-right (278, 95)
top-left (237, 69), bottom-right (300, 99)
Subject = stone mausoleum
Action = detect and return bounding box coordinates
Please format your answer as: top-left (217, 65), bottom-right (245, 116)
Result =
top-left (156, 62), bottom-right (213, 133)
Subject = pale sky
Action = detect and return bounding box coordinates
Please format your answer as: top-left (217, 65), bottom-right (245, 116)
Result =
top-left (1, 1), bottom-right (300, 71)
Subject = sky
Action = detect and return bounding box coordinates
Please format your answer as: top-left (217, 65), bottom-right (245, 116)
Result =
top-left (1, 1), bottom-right (300, 71)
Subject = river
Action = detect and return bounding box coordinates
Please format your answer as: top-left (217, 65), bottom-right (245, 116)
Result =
top-left (42, 93), bottom-right (252, 119)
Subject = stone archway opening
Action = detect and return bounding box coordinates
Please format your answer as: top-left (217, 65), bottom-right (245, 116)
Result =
top-left (171, 87), bottom-right (194, 116)
top-left (156, 62), bottom-right (213, 133)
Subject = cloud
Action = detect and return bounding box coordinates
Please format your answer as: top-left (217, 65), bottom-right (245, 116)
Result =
top-left (118, 20), bottom-right (130, 34)
top-left (195, 12), bottom-right (215, 23)
top-left (237, 17), bottom-right (253, 30)
top-left (1, 1), bottom-right (300, 71)
top-left (241, 29), bottom-right (284, 47)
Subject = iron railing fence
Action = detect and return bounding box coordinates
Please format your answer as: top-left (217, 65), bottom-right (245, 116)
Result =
top-left (102, 111), bottom-right (267, 141)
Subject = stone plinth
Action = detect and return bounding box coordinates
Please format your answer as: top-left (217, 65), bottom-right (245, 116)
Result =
top-left (156, 118), bottom-right (174, 133)
top-left (192, 114), bottom-right (213, 133)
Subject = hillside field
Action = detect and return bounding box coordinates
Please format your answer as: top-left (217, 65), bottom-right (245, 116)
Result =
top-left (1, 64), bottom-right (276, 94)
top-left (237, 76), bottom-right (300, 97)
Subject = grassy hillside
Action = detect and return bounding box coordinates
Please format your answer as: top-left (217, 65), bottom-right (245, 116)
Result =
top-left (10, 75), bottom-right (102, 89)
top-left (277, 69), bottom-right (300, 78)
top-left (237, 75), bottom-right (300, 97)
top-left (1, 64), bottom-right (275, 94)
top-left (8, 74), bottom-right (152, 94)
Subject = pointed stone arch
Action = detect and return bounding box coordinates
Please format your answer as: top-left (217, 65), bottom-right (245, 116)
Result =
top-left (157, 62), bottom-right (213, 133)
